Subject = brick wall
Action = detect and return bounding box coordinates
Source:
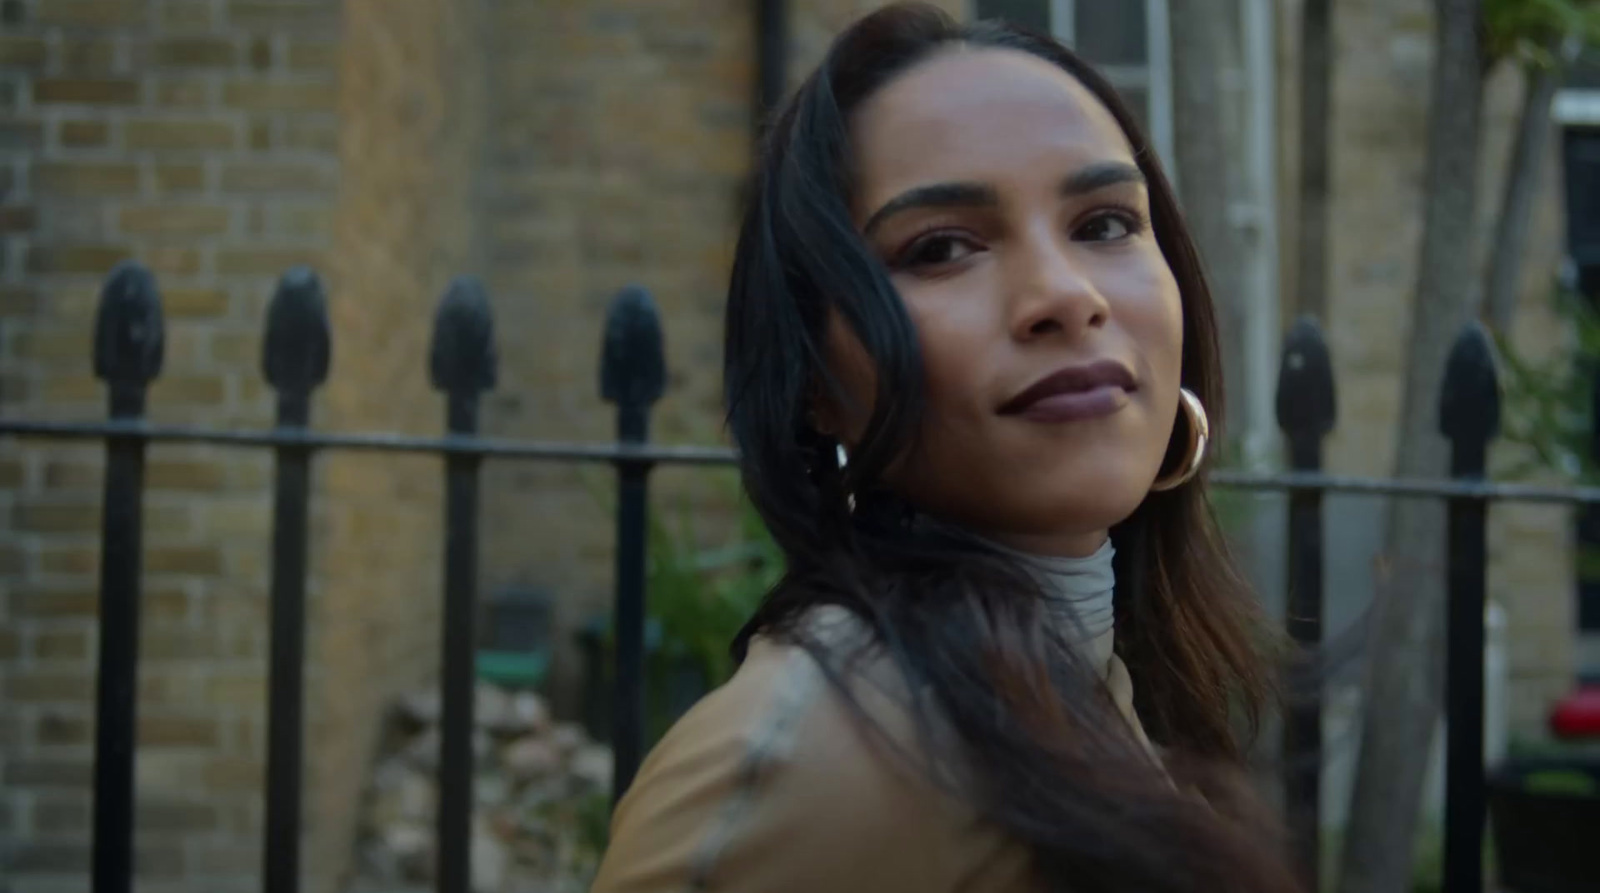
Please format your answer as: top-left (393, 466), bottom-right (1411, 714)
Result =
top-left (473, 0), bottom-right (968, 718)
top-left (306, 0), bottom-right (487, 888)
top-left (0, 0), bottom-right (342, 890)
top-left (1309, 0), bottom-right (1576, 737)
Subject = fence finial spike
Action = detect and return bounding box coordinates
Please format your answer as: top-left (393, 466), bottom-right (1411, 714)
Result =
top-left (430, 275), bottom-right (497, 395)
top-left (262, 266), bottom-right (331, 394)
top-left (600, 284), bottom-right (665, 407)
top-left (93, 260), bottom-right (164, 386)
top-left (1275, 315), bottom-right (1337, 440)
top-left (1439, 320), bottom-right (1500, 445)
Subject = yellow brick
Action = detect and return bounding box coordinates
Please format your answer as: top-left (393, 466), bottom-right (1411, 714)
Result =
top-left (12, 588), bottom-right (99, 618)
top-left (154, 375), bottom-right (227, 405)
top-left (160, 0), bottom-right (213, 28)
top-left (204, 500), bottom-right (269, 537)
top-left (0, 37), bottom-right (48, 68)
top-left (152, 37), bottom-right (237, 68)
top-left (228, 1), bottom-right (333, 30)
top-left (201, 331), bottom-right (251, 365)
top-left (8, 327), bottom-right (83, 361)
top-left (59, 119), bottom-right (109, 147)
top-left (136, 798), bottom-right (216, 832)
top-left (206, 671), bottom-right (264, 704)
top-left (154, 78), bottom-right (211, 107)
top-left (40, 376), bottom-right (102, 404)
top-left (154, 163), bottom-right (206, 192)
top-left (249, 36), bottom-right (272, 70)
top-left (0, 456), bottom-right (25, 485)
top-left (34, 78), bottom-right (140, 105)
top-left (146, 586), bottom-right (192, 622)
top-left (34, 797), bottom-right (92, 834)
top-left (142, 626), bottom-right (215, 660)
top-left (119, 204), bottom-right (232, 236)
top-left (248, 119), bottom-right (271, 149)
top-left (223, 81), bottom-right (335, 113)
top-left (283, 117), bottom-right (336, 152)
top-left (44, 459), bottom-right (102, 488)
top-left (139, 713), bottom-right (219, 747)
top-left (126, 118), bottom-right (236, 150)
top-left (33, 162), bottom-right (140, 195)
top-left (164, 287), bottom-right (230, 317)
top-left (286, 41), bottom-right (335, 72)
top-left (221, 161), bottom-right (331, 193)
top-left (202, 756), bottom-right (263, 792)
top-left (272, 204), bottom-right (331, 238)
top-left (138, 668), bottom-right (199, 704)
top-left (33, 628), bottom-right (91, 661)
top-left (147, 545), bottom-right (224, 575)
top-left (0, 283), bottom-right (38, 314)
top-left (36, 713), bottom-right (93, 746)
top-left (0, 629), bottom-right (18, 659)
top-left (27, 244), bottom-right (130, 275)
top-left (216, 247), bottom-right (323, 275)
top-left (13, 502), bottom-right (100, 533)
top-left (38, 543), bottom-right (99, 575)
top-left (34, 1), bottom-right (148, 27)
top-left (145, 245), bottom-right (203, 276)
top-left (0, 530), bottom-right (32, 571)
top-left (148, 457), bottom-right (229, 491)
top-left (0, 205), bottom-right (36, 232)
top-left (60, 38), bottom-right (118, 73)
top-left (147, 503), bottom-right (196, 538)
top-left (6, 672), bottom-right (94, 703)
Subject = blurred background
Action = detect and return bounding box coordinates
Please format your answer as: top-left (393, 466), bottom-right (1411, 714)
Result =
top-left (2, 1), bottom-right (1599, 892)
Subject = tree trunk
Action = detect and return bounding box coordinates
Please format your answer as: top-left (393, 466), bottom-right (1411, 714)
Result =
top-left (1337, 2), bottom-right (1484, 892)
top-left (1296, 0), bottom-right (1333, 323)
top-left (1169, 0), bottom-right (1250, 441)
top-left (1483, 63), bottom-right (1561, 335)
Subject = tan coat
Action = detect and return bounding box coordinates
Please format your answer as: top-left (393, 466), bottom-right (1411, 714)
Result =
top-left (591, 607), bottom-right (1158, 893)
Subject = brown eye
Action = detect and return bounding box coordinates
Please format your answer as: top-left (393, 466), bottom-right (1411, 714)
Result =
top-left (898, 234), bottom-right (978, 269)
top-left (1074, 210), bottom-right (1144, 243)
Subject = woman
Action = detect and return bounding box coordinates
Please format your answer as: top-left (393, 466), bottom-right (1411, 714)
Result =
top-left (593, 4), bottom-right (1298, 892)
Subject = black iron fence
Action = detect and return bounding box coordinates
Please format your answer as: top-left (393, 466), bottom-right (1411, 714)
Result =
top-left (3, 261), bottom-right (1597, 893)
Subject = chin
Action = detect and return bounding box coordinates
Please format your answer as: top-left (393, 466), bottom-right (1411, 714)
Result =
top-left (1022, 467), bottom-right (1153, 533)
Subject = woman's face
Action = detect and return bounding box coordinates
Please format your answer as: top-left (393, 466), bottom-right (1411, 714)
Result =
top-left (829, 47), bottom-right (1184, 557)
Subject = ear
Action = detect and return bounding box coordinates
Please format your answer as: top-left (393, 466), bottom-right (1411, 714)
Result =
top-left (808, 379), bottom-right (843, 440)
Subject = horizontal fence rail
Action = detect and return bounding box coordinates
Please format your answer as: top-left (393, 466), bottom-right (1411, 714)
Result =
top-left (11, 414), bottom-right (1600, 503)
top-left (0, 261), bottom-right (1569, 893)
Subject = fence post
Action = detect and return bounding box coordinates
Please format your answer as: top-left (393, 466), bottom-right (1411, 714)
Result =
top-left (260, 268), bottom-right (330, 893)
top-left (1438, 322), bottom-right (1499, 893)
top-left (1274, 315), bottom-right (1336, 890)
top-left (90, 261), bottom-right (163, 893)
top-left (600, 285), bottom-right (665, 803)
top-left (429, 276), bottom-right (497, 893)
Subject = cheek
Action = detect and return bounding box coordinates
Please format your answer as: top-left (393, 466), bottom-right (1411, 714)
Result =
top-left (894, 272), bottom-right (1001, 412)
top-left (1111, 255), bottom-right (1184, 377)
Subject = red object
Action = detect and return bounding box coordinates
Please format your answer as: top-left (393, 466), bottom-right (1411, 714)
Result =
top-left (1549, 685), bottom-right (1600, 739)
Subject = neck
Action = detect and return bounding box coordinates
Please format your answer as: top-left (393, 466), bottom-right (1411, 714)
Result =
top-left (980, 528), bottom-right (1109, 559)
top-left (972, 533), bottom-right (1118, 676)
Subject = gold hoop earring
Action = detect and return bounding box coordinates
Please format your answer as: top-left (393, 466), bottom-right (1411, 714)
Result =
top-left (1150, 388), bottom-right (1209, 492)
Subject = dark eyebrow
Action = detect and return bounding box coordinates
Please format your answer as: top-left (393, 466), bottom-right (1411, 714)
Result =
top-left (862, 182), bottom-right (998, 237)
top-left (1061, 161), bottom-right (1145, 197)
top-left (861, 161), bottom-right (1146, 237)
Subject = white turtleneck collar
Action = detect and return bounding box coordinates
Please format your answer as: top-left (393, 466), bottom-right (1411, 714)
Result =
top-left (977, 537), bottom-right (1118, 676)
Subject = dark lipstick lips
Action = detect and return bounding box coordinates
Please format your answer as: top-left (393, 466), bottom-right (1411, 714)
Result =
top-left (998, 360), bottom-right (1137, 417)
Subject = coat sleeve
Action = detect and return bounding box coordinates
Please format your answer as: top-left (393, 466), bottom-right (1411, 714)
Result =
top-left (589, 642), bottom-right (974, 893)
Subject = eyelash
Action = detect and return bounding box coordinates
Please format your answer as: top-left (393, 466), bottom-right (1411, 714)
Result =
top-left (890, 205), bottom-right (1150, 271)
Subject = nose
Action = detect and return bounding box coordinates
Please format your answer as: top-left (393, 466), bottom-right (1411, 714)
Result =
top-left (1004, 230), bottom-right (1110, 343)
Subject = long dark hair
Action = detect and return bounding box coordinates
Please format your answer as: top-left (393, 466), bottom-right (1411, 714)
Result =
top-left (723, 5), bottom-right (1297, 892)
